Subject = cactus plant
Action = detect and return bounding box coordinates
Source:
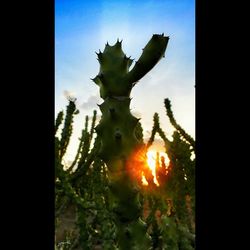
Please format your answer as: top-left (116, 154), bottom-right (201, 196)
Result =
top-left (92, 34), bottom-right (169, 249)
top-left (55, 96), bottom-right (195, 249)
top-left (164, 98), bottom-right (195, 151)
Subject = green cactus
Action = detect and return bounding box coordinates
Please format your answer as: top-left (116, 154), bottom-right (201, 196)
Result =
top-left (55, 111), bottom-right (64, 134)
top-left (164, 98), bottom-right (195, 151)
top-left (92, 34), bottom-right (169, 249)
top-left (59, 98), bottom-right (78, 160)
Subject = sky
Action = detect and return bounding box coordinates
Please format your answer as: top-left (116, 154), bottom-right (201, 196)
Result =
top-left (55, 0), bottom-right (195, 163)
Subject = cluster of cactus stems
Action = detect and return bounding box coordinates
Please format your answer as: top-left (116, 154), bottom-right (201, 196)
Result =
top-left (92, 34), bottom-right (169, 249)
top-left (55, 35), bottom-right (195, 249)
top-left (55, 96), bottom-right (195, 249)
top-left (55, 99), bottom-right (115, 249)
top-left (144, 99), bottom-right (195, 248)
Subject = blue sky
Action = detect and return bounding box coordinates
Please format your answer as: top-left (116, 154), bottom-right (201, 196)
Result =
top-left (55, 0), bottom-right (195, 162)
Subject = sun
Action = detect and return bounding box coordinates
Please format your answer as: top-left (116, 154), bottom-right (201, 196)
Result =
top-left (141, 150), bottom-right (170, 186)
top-left (146, 151), bottom-right (160, 186)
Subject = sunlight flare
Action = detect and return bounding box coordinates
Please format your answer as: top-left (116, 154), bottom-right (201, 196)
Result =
top-left (141, 150), bottom-right (170, 186)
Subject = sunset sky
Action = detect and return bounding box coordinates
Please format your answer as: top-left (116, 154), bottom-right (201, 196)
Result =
top-left (55, 0), bottom-right (195, 163)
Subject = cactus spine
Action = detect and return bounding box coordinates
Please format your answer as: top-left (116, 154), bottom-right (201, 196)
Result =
top-left (92, 34), bottom-right (169, 249)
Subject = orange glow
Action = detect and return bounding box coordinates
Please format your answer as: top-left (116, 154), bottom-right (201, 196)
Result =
top-left (142, 150), bottom-right (169, 186)
top-left (126, 145), bottom-right (170, 187)
top-left (126, 146), bottom-right (148, 183)
top-left (146, 151), bottom-right (160, 186)
top-left (141, 173), bottom-right (149, 186)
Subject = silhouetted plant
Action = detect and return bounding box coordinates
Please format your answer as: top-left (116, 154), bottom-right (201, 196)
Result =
top-left (55, 95), bottom-right (195, 249)
top-left (92, 34), bottom-right (169, 249)
top-left (164, 98), bottom-right (195, 151)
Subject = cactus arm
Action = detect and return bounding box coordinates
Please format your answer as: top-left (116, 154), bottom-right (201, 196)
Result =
top-left (59, 99), bottom-right (78, 159)
top-left (126, 34), bottom-right (169, 86)
top-left (147, 112), bottom-right (171, 151)
top-left (164, 98), bottom-right (195, 151)
top-left (66, 131), bottom-right (84, 173)
top-left (55, 111), bottom-right (64, 134)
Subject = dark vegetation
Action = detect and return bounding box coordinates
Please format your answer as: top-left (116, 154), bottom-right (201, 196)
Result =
top-left (55, 98), bottom-right (195, 250)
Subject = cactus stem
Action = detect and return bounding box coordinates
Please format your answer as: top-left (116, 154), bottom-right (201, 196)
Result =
top-left (92, 34), bottom-right (169, 249)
